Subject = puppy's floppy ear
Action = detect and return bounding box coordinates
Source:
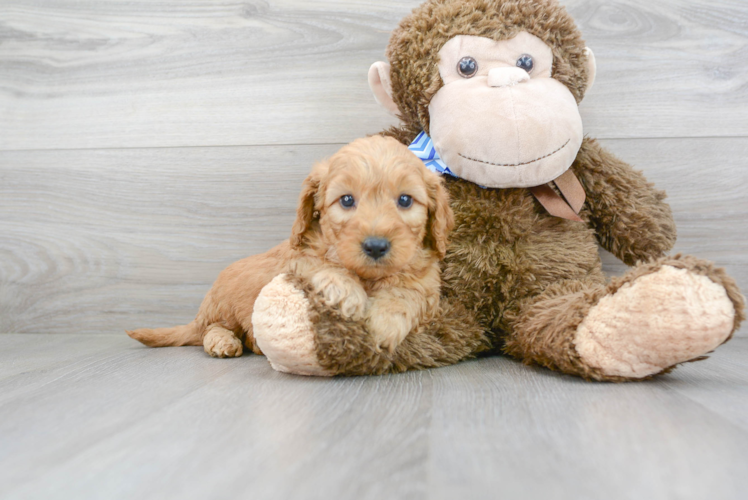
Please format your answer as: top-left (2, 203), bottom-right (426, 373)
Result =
top-left (424, 172), bottom-right (454, 259)
top-left (290, 161), bottom-right (327, 249)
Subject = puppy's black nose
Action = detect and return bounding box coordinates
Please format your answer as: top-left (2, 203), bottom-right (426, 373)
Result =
top-left (362, 237), bottom-right (391, 260)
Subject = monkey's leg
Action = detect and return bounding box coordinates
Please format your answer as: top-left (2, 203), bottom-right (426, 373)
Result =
top-left (504, 255), bottom-right (744, 381)
top-left (203, 324), bottom-right (243, 358)
top-left (252, 273), bottom-right (488, 376)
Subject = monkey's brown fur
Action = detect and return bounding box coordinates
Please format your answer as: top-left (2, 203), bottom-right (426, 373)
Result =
top-left (282, 273), bottom-right (488, 376)
top-left (276, 0), bottom-right (744, 380)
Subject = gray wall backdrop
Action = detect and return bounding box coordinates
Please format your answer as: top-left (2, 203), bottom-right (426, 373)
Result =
top-left (0, 0), bottom-right (746, 336)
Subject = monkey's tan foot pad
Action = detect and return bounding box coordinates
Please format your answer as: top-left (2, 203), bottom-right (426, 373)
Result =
top-left (253, 274), bottom-right (333, 377)
top-left (574, 265), bottom-right (735, 378)
top-left (203, 325), bottom-right (243, 358)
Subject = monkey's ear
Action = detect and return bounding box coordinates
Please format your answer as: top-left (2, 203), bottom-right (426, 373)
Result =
top-left (368, 62), bottom-right (399, 116)
top-left (290, 162), bottom-right (327, 249)
top-left (583, 47), bottom-right (597, 97)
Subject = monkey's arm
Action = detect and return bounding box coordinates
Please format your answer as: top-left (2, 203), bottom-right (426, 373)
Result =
top-left (573, 138), bottom-right (677, 265)
top-left (252, 273), bottom-right (488, 376)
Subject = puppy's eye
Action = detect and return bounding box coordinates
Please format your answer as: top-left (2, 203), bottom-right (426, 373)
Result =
top-left (516, 54), bottom-right (534, 73)
top-left (340, 195), bottom-right (355, 209)
top-left (397, 194), bottom-right (413, 209)
top-left (457, 56), bottom-right (478, 78)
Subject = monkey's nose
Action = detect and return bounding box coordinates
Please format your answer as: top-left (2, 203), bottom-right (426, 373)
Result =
top-left (488, 67), bottom-right (530, 88)
top-left (362, 237), bottom-right (391, 260)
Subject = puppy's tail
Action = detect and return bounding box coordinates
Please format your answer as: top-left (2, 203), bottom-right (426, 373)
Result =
top-left (127, 321), bottom-right (203, 347)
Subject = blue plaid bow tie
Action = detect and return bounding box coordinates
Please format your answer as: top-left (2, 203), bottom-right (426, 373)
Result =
top-left (408, 132), bottom-right (455, 177)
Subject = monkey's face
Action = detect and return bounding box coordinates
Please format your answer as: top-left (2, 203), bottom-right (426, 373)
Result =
top-left (428, 31), bottom-right (584, 188)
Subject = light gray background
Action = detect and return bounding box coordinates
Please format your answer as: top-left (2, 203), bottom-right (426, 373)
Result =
top-left (0, 0), bottom-right (745, 336)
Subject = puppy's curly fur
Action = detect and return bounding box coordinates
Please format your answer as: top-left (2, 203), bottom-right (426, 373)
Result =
top-left (128, 136), bottom-right (454, 357)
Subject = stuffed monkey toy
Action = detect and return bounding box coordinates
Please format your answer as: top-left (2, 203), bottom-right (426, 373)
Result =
top-left (253, 0), bottom-right (744, 381)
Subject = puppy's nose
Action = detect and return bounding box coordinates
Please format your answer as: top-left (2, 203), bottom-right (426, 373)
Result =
top-left (362, 237), bottom-right (391, 260)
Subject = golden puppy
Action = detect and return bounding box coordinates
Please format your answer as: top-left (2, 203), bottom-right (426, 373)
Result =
top-left (128, 136), bottom-right (453, 357)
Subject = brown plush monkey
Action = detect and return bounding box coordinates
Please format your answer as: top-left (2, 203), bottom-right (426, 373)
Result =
top-left (253, 0), bottom-right (744, 380)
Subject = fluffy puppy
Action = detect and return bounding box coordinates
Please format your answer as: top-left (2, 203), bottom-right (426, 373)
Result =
top-left (128, 136), bottom-right (454, 357)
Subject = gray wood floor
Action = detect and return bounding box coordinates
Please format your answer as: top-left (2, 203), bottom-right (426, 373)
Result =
top-left (1, 334), bottom-right (747, 500)
top-left (1, 1), bottom-right (748, 499)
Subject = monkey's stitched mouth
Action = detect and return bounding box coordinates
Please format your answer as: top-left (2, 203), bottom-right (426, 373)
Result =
top-left (458, 139), bottom-right (570, 167)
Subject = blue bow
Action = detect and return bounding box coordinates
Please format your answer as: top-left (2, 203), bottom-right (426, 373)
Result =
top-left (408, 132), bottom-right (456, 177)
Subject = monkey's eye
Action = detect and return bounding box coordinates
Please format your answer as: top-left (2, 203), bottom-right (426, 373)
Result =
top-left (397, 194), bottom-right (413, 209)
top-left (516, 54), bottom-right (534, 73)
top-left (340, 195), bottom-right (355, 209)
top-left (457, 57), bottom-right (478, 78)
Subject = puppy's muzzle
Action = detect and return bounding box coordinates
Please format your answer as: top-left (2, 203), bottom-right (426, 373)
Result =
top-left (362, 237), bottom-right (391, 261)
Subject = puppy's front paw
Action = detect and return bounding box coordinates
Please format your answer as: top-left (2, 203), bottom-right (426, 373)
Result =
top-left (368, 312), bottom-right (410, 354)
top-left (311, 269), bottom-right (366, 319)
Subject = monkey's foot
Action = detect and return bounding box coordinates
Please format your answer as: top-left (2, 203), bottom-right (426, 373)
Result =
top-left (252, 274), bottom-right (333, 377)
top-left (574, 264), bottom-right (737, 378)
